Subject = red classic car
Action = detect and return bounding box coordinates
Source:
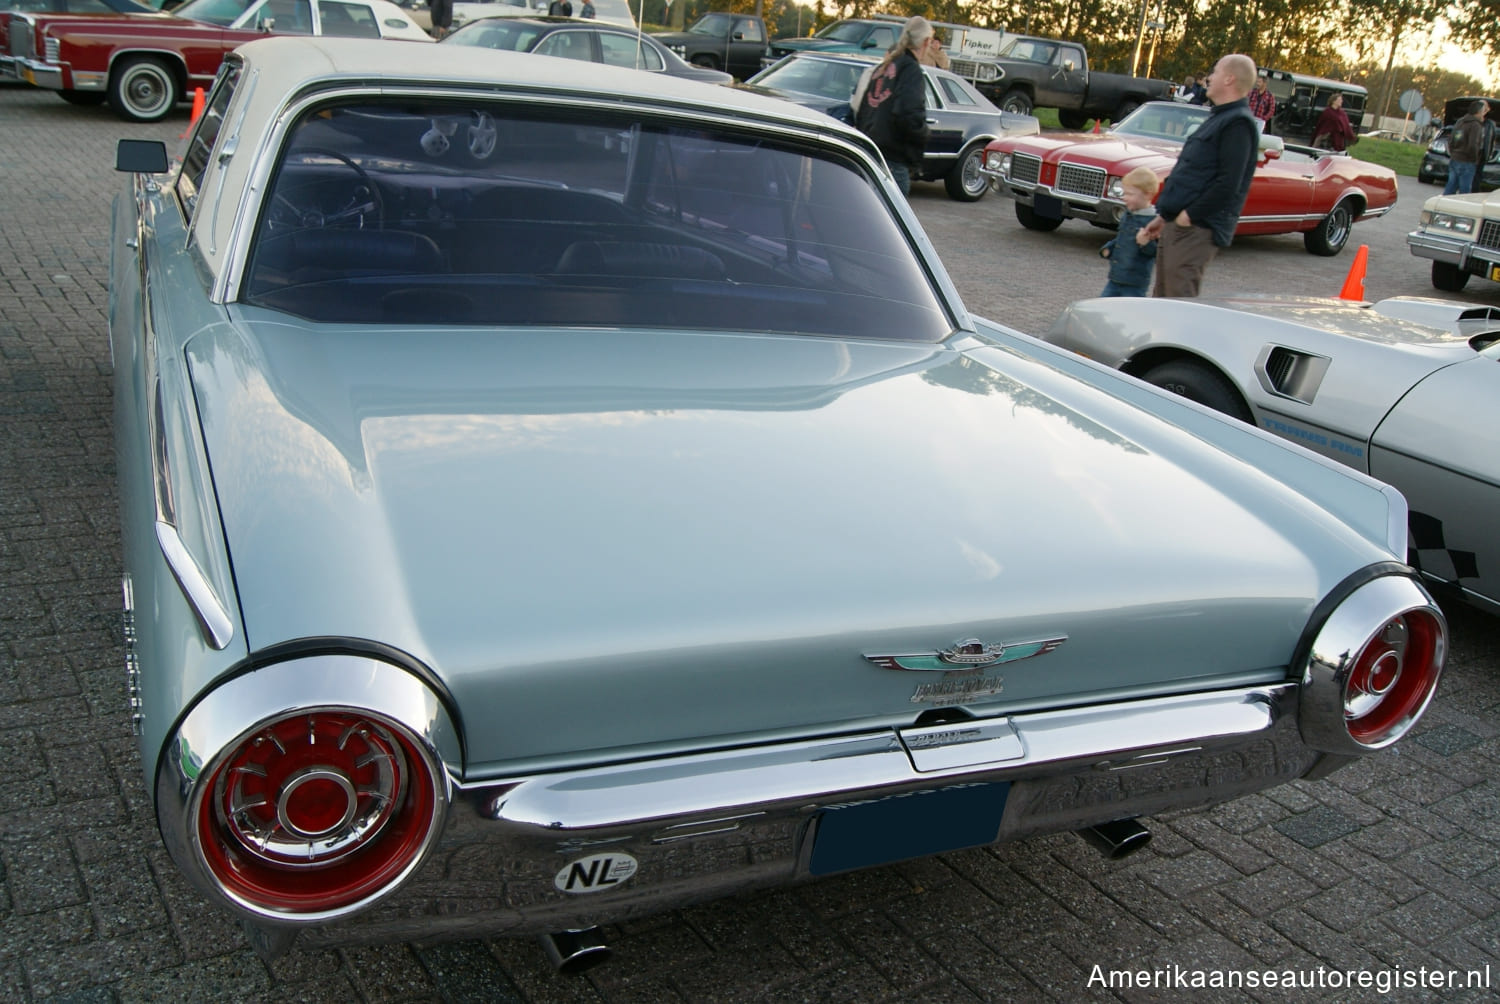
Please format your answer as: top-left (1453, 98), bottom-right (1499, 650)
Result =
top-left (979, 100), bottom-right (1398, 256)
top-left (0, 0), bottom-right (430, 121)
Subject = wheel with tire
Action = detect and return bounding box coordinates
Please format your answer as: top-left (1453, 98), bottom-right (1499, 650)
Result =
top-left (1431, 261), bottom-right (1470, 292)
top-left (1014, 201), bottom-right (1063, 231)
top-left (58, 89), bottom-right (106, 107)
top-left (109, 57), bottom-right (178, 123)
top-left (1112, 100), bottom-right (1139, 123)
top-left (1142, 359), bottom-right (1253, 423)
top-left (1057, 110), bottom-right (1089, 131)
top-left (1303, 198), bottom-right (1355, 256)
top-left (944, 143), bottom-right (991, 202)
top-left (691, 54), bottom-right (720, 70)
top-left (1000, 90), bottom-right (1033, 116)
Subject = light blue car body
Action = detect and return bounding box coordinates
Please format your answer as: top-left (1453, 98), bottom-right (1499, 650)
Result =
top-left (108, 35), bottom-right (1444, 957)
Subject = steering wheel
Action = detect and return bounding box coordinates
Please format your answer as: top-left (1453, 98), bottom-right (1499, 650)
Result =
top-left (265, 149), bottom-right (384, 231)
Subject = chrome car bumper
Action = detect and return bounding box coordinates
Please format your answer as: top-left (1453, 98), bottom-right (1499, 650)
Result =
top-left (7, 58), bottom-right (67, 90)
top-left (287, 680), bottom-right (1330, 948)
top-left (978, 170), bottom-right (1121, 224)
top-left (1407, 228), bottom-right (1500, 278)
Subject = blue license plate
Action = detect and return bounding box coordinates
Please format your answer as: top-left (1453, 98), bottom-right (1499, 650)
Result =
top-left (807, 782), bottom-right (1009, 876)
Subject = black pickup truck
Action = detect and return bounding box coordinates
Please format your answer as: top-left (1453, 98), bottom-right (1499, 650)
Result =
top-left (651, 12), bottom-right (768, 80)
top-left (983, 35), bottom-right (1172, 126)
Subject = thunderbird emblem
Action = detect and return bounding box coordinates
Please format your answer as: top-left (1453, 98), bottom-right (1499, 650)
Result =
top-left (866, 636), bottom-right (1067, 672)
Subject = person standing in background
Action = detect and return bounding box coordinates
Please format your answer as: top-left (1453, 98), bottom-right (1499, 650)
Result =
top-left (1445, 100), bottom-right (1489, 194)
top-left (427, 0), bottom-right (451, 39)
top-left (1310, 93), bottom-right (1356, 151)
top-left (853, 17), bottom-right (934, 196)
top-left (1247, 75), bottom-right (1276, 130)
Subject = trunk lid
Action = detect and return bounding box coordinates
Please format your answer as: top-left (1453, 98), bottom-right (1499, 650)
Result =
top-left (187, 319), bottom-right (1391, 773)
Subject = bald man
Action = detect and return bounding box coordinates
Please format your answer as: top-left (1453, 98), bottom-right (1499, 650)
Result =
top-left (1141, 54), bottom-right (1260, 296)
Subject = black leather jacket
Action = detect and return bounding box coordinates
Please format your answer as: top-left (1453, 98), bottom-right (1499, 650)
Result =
top-left (855, 51), bottom-right (928, 169)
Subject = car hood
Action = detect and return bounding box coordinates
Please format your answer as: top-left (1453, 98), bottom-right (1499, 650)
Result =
top-left (1420, 188), bottom-right (1500, 218)
top-left (993, 131), bottom-right (1182, 171)
top-left (185, 320), bottom-right (1394, 773)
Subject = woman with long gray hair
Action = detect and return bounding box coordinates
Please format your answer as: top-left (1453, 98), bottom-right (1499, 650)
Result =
top-left (852, 16), bottom-right (936, 195)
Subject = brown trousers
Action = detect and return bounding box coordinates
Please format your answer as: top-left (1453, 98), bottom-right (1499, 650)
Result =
top-left (1152, 221), bottom-right (1220, 298)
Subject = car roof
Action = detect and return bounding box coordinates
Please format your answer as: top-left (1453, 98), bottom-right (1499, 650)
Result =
top-left (234, 34), bottom-right (842, 119)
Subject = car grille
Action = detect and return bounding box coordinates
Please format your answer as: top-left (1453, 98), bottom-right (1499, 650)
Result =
top-left (1479, 219), bottom-right (1500, 251)
top-left (11, 22), bottom-right (34, 60)
top-left (948, 58), bottom-right (997, 82)
top-left (1055, 161), bottom-right (1106, 200)
top-left (1009, 152), bottom-right (1041, 185)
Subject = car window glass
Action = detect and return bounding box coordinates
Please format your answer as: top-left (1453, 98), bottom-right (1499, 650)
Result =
top-left (64, 0), bottom-right (122, 11)
top-left (939, 77), bottom-right (977, 107)
top-left (318, 0), bottom-right (381, 38)
top-left (174, 0), bottom-right (255, 25)
top-left (738, 18), bottom-right (763, 42)
top-left (870, 27), bottom-right (895, 49)
top-left (534, 31), bottom-right (595, 62)
top-left (446, 18), bottom-right (542, 50)
top-left (598, 32), bottom-right (662, 71)
top-left (177, 62), bottom-right (241, 219)
top-left (1059, 46), bottom-right (1083, 69)
top-left (692, 13), bottom-right (728, 36)
top-left (248, 0), bottom-right (311, 33)
top-left (242, 100), bottom-right (951, 341)
top-left (923, 77), bottom-right (939, 110)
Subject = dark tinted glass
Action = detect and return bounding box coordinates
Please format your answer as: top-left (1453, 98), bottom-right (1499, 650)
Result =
top-left (242, 100), bottom-right (950, 341)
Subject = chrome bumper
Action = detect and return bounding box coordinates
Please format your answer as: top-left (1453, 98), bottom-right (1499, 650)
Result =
top-left (1407, 229), bottom-right (1500, 275)
top-left (289, 681), bottom-right (1333, 948)
top-left (978, 170), bottom-right (1121, 224)
top-left (7, 58), bottom-right (66, 90)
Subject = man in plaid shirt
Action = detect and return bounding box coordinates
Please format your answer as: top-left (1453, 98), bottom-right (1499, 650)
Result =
top-left (1247, 76), bottom-right (1276, 129)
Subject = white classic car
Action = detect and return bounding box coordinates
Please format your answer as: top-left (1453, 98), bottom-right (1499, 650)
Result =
top-left (1407, 188), bottom-right (1500, 292)
top-left (111, 35), bottom-right (1446, 969)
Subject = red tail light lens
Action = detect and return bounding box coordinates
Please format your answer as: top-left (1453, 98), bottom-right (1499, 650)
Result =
top-left (1299, 575), bottom-right (1446, 755)
top-left (196, 709), bottom-right (442, 916)
top-left (1343, 610), bottom-right (1444, 745)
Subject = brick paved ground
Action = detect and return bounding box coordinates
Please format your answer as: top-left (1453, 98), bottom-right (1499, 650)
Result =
top-left (2, 84), bottom-right (1498, 1002)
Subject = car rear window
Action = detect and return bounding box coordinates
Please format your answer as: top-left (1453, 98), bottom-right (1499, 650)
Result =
top-left (241, 100), bottom-right (952, 341)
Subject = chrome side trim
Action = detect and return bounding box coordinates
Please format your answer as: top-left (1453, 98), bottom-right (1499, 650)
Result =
top-left (155, 655), bottom-right (460, 924)
top-left (154, 520), bottom-right (234, 651)
top-left (1299, 574), bottom-right (1446, 753)
top-left (477, 685), bottom-right (1285, 832)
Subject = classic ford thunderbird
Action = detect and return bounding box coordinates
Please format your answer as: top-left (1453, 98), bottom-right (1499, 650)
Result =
top-left (112, 36), bottom-right (1445, 969)
top-left (980, 100), bottom-right (1398, 256)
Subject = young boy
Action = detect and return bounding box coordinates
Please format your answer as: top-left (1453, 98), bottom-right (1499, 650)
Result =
top-left (1099, 167), bottom-right (1160, 297)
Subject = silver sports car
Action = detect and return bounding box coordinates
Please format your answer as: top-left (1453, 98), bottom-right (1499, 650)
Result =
top-left (1047, 294), bottom-right (1499, 615)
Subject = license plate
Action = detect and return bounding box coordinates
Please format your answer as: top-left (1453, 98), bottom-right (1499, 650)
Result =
top-left (23, 67), bottom-right (36, 85)
top-left (1032, 192), bottom-right (1064, 219)
top-left (807, 782), bottom-right (1009, 876)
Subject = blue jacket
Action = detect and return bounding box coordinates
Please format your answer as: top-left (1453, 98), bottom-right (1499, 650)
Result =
top-left (1156, 98), bottom-right (1259, 247)
top-left (1102, 209), bottom-right (1158, 288)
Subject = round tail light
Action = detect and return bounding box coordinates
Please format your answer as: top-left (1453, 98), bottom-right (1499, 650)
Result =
top-left (1300, 575), bottom-right (1446, 754)
top-left (195, 708), bottom-right (444, 918)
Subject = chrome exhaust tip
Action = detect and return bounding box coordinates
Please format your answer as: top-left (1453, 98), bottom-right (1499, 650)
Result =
top-left (539, 927), bottom-right (611, 974)
top-left (1077, 817), bottom-right (1152, 859)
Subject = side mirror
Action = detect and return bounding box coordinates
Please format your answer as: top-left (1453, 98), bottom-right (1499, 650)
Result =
top-left (259, 15), bottom-right (275, 31)
top-left (862, 39), bottom-right (878, 48)
top-left (1062, 59), bottom-right (1075, 72)
top-left (116, 138), bottom-right (170, 174)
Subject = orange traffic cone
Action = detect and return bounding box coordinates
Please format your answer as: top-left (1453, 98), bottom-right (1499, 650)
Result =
top-left (1093, 118), bottom-right (1101, 134)
top-left (178, 87), bottom-right (205, 139)
top-left (1338, 244), bottom-right (1368, 300)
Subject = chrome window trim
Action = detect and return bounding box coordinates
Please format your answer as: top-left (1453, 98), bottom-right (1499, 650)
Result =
top-left (154, 520), bottom-right (234, 650)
